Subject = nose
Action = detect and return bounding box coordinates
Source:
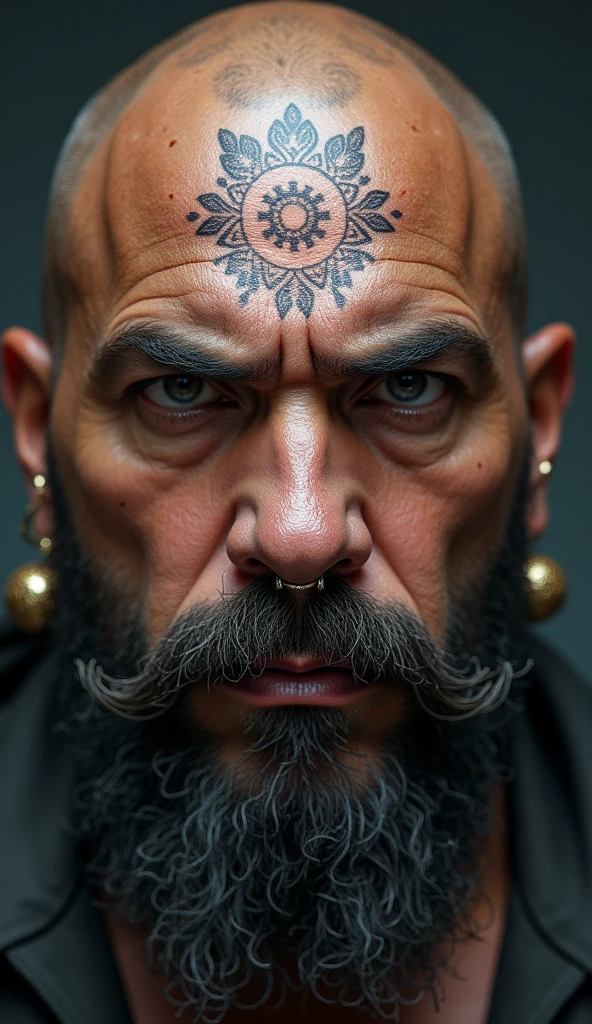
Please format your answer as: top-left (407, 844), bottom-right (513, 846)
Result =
top-left (226, 392), bottom-right (372, 584)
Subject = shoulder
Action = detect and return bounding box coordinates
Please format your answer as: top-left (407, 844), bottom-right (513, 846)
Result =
top-left (527, 633), bottom-right (592, 733)
top-left (510, 635), bottom-right (592, 975)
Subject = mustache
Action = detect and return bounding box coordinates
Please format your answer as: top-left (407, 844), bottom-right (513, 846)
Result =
top-left (75, 577), bottom-right (529, 722)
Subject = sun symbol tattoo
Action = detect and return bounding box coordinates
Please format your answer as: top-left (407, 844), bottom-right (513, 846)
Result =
top-left (187, 103), bottom-right (402, 318)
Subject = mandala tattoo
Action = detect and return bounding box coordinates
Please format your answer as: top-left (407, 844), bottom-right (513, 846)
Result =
top-left (187, 104), bottom-right (402, 318)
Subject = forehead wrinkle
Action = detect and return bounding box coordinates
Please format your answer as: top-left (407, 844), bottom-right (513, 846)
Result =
top-left (111, 259), bottom-right (224, 304)
top-left (112, 249), bottom-right (476, 322)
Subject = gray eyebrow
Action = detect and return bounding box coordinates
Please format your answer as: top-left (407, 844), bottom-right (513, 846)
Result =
top-left (89, 329), bottom-right (280, 385)
top-left (315, 325), bottom-right (496, 379)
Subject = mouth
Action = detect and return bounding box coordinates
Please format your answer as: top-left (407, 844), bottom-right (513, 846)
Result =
top-left (222, 656), bottom-right (370, 707)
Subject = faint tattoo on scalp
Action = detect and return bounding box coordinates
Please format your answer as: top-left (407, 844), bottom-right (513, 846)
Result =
top-left (178, 12), bottom-right (400, 107)
top-left (186, 104), bottom-right (402, 318)
top-left (181, 15), bottom-right (360, 110)
top-left (214, 60), bottom-right (359, 111)
top-left (180, 39), bottom-right (231, 67)
top-left (339, 34), bottom-right (396, 68)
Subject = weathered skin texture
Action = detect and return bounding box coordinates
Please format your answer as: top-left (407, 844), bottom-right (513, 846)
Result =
top-left (1, 3), bottom-right (575, 1021)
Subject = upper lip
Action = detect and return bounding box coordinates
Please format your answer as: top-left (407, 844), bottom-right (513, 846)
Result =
top-left (251, 656), bottom-right (353, 674)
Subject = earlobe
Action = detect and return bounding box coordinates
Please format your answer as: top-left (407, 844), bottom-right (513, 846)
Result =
top-left (522, 321), bottom-right (575, 538)
top-left (1, 327), bottom-right (53, 486)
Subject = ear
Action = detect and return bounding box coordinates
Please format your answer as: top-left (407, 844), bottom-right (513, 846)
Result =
top-left (522, 321), bottom-right (575, 539)
top-left (2, 327), bottom-right (53, 493)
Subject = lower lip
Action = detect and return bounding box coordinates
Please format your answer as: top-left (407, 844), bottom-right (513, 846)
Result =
top-left (223, 669), bottom-right (369, 706)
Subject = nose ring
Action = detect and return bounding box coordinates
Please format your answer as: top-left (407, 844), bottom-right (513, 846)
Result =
top-left (276, 575), bottom-right (324, 592)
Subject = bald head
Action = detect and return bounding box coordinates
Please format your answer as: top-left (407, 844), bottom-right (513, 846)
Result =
top-left (43, 1), bottom-right (526, 353)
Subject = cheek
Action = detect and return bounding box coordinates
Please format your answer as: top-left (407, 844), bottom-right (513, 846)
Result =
top-left (365, 423), bottom-right (519, 639)
top-left (445, 453), bottom-right (524, 591)
top-left (52, 413), bottom-right (236, 634)
top-left (365, 481), bottom-right (451, 638)
top-left (140, 485), bottom-right (232, 637)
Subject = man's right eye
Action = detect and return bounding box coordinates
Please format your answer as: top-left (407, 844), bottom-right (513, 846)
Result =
top-left (139, 375), bottom-right (219, 409)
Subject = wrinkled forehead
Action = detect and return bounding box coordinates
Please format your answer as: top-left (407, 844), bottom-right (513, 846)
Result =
top-left (65, 50), bottom-right (509, 351)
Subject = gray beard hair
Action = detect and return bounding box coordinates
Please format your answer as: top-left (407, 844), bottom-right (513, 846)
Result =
top-left (67, 698), bottom-right (507, 1022)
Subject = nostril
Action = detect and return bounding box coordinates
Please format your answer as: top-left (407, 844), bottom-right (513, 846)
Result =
top-left (243, 558), bottom-right (270, 577)
top-left (330, 556), bottom-right (355, 576)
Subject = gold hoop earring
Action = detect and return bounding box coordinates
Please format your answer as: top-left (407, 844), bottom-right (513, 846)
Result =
top-left (523, 552), bottom-right (567, 622)
top-left (4, 475), bottom-right (56, 633)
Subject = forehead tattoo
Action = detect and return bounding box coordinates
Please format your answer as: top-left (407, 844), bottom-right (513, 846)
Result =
top-left (186, 103), bottom-right (402, 319)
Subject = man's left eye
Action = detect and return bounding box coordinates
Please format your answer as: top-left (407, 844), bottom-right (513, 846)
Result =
top-left (140, 375), bottom-right (219, 409)
top-left (370, 372), bottom-right (446, 408)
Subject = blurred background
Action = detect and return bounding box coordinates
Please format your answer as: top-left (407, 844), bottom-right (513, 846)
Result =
top-left (0, 0), bottom-right (590, 673)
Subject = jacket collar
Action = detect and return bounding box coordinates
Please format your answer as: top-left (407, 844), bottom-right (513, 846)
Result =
top-left (487, 636), bottom-right (592, 1024)
top-left (0, 631), bottom-right (76, 950)
top-left (510, 636), bottom-right (592, 972)
top-left (0, 622), bottom-right (130, 1023)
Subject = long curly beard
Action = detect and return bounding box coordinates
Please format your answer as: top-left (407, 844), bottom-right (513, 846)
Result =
top-left (67, 697), bottom-right (507, 1022)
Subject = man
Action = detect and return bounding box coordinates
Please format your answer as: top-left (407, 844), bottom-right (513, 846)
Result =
top-left (0, 2), bottom-right (588, 1021)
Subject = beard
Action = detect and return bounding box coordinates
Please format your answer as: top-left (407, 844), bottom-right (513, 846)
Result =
top-left (48, 446), bottom-right (530, 1022)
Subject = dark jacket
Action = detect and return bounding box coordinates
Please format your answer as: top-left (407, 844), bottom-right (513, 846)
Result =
top-left (1, 621), bottom-right (592, 1023)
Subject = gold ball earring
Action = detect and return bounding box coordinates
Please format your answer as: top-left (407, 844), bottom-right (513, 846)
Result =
top-left (4, 474), bottom-right (56, 633)
top-left (523, 459), bottom-right (567, 621)
top-left (524, 553), bottom-right (567, 621)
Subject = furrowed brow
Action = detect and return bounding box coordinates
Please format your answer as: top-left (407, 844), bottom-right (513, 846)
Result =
top-left (88, 328), bottom-right (280, 385)
top-left (317, 325), bottom-right (496, 379)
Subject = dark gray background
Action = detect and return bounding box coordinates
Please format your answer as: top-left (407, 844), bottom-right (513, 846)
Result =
top-left (1, 0), bottom-right (590, 673)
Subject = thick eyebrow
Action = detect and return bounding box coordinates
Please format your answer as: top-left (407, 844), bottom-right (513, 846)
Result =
top-left (88, 320), bottom-right (496, 391)
top-left (88, 327), bottom-right (280, 386)
top-left (315, 324), bottom-right (497, 380)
